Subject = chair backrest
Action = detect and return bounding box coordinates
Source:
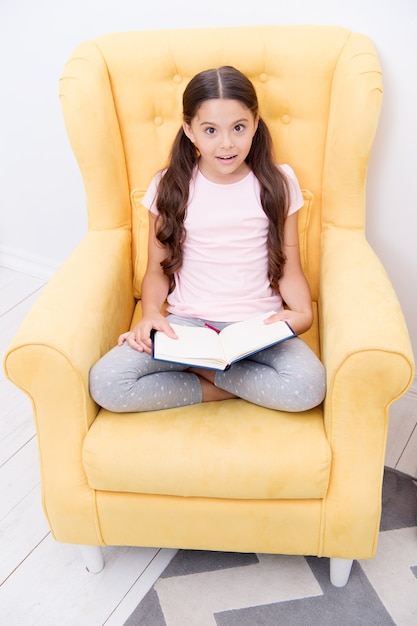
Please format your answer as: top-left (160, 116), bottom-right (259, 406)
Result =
top-left (59, 25), bottom-right (383, 302)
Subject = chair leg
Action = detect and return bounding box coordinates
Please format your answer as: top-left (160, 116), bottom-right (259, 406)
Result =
top-left (79, 545), bottom-right (105, 573)
top-left (329, 557), bottom-right (353, 587)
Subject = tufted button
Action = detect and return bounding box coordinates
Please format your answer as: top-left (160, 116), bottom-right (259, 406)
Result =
top-left (281, 114), bottom-right (291, 125)
top-left (259, 73), bottom-right (268, 83)
top-left (154, 116), bottom-right (163, 126)
top-left (173, 74), bottom-right (183, 84)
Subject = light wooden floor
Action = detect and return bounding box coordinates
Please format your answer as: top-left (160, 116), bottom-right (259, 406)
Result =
top-left (0, 266), bottom-right (176, 626)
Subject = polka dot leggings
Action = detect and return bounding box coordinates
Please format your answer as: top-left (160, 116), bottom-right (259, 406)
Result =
top-left (89, 315), bottom-right (326, 413)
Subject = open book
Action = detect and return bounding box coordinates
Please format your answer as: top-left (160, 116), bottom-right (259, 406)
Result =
top-left (151, 311), bottom-right (296, 370)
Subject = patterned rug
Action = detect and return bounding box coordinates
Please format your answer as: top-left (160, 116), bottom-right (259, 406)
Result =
top-left (125, 470), bottom-right (417, 626)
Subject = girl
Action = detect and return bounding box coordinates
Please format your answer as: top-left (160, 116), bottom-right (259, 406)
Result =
top-left (89, 66), bottom-right (326, 412)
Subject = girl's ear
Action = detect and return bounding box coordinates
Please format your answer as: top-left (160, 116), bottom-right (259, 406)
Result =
top-left (183, 121), bottom-right (195, 143)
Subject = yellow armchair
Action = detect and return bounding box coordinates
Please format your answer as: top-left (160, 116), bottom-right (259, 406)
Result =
top-left (4, 25), bottom-right (414, 587)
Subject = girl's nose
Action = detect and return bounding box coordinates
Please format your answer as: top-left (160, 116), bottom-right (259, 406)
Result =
top-left (220, 133), bottom-right (234, 149)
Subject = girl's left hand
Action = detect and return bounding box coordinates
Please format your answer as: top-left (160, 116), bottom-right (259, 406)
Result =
top-left (264, 309), bottom-right (313, 336)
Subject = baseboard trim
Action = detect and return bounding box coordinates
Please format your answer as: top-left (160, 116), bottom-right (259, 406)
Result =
top-left (0, 245), bottom-right (59, 280)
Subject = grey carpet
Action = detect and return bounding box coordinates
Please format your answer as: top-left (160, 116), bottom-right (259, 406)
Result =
top-left (125, 469), bottom-right (417, 626)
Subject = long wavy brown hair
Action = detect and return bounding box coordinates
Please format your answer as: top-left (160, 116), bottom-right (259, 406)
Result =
top-left (155, 66), bottom-right (289, 293)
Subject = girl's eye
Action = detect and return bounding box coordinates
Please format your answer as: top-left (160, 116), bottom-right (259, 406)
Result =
top-left (234, 124), bottom-right (245, 133)
top-left (205, 127), bottom-right (216, 135)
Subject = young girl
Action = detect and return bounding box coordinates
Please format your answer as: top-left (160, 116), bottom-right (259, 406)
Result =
top-left (90, 66), bottom-right (326, 413)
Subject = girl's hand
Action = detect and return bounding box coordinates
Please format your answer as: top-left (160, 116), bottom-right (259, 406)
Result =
top-left (264, 309), bottom-right (312, 336)
top-left (118, 315), bottom-right (178, 354)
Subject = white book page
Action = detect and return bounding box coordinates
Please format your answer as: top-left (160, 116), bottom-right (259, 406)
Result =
top-left (154, 324), bottom-right (226, 363)
top-left (220, 312), bottom-right (293, 362)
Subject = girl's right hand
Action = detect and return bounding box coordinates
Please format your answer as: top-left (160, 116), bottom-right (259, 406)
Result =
top-left (118, 315), bottom-right (178, 354)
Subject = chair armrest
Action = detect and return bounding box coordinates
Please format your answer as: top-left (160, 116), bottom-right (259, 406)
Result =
top-left (320, 228), bottom-right (414, 404)
top-left (3, 229), bottom-right (134, 543)
top-left (4, 229), bottom-right (134, 424)
top-left (319, 228), bottom-right (414, 556)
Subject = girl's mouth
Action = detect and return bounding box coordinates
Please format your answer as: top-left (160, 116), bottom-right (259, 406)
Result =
top-left (217, 155), bottom-right (237, 162)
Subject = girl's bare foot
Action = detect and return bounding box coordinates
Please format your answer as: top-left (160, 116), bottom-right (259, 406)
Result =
top-left (188, 367), bottom-right (237, 402)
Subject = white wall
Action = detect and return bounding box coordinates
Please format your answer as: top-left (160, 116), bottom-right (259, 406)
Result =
top-left (1, 0), bottom-right (416, 368)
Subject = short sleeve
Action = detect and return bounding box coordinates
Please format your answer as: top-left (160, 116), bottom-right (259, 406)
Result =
top-left (280, 164), bottom-right (304, 216)
top-left (142, 170), bottom-right (165, 215)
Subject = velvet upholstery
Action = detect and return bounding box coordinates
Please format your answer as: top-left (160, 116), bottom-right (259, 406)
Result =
top-left (4, 26), bottom-right (414, 570)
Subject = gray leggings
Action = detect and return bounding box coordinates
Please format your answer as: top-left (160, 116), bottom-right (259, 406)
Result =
top-left (89, 314), bottom-right (326, 413)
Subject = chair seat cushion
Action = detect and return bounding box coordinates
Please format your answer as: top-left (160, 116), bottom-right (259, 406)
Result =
top-left (83, 400), bottom-right (331, 499)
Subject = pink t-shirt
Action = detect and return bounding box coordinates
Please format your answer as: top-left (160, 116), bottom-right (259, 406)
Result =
top-left (142, 165), bottom-right (304, 322)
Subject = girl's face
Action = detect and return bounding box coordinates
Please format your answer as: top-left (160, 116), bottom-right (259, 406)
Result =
top-left (183, 98), bottom-right (259, 184)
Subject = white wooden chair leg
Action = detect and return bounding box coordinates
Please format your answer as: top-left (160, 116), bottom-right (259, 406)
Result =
top-left (79, 545), bottom-right (104, 573)
top-left (330, 557), bottom-right (353, 587)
